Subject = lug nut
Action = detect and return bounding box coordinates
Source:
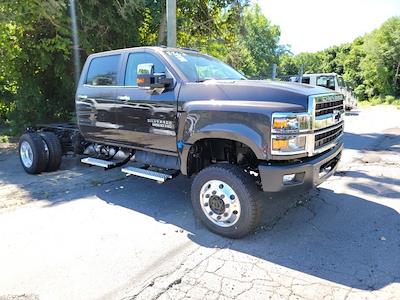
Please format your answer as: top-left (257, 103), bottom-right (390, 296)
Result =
top-left (205, 194), bottom-right (210, 198)
top-left (225, 203), bottom-right (230, 208)
top-left (212, 191), bottom-right (217, 195)
top-left (204, 202), bottom-right (209, 207)
top-left (223, 213), bottom-right (228, 217)
top-left (220, 194), bottom-right (225, 199)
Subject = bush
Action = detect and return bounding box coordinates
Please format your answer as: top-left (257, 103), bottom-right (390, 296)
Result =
top-left (0, 101), bottom-right (15, 125)
top-left (384, 95), bottom-right (396, 104)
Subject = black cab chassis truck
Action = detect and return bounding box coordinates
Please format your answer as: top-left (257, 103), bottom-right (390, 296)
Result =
top-left (19, 47), bottom-right (344, 238)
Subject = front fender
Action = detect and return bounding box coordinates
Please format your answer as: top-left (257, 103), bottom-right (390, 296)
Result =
top-left (185, 123), bottom-right (265, 158)
top-left (177, 107), bottom-right (272, 175)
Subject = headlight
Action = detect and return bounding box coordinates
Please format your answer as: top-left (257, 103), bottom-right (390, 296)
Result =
top-left (272, 113), bottom-right (310, 133)
top-left (272, 135), bottom-right (306, 153)
top-left (271, 112), bottom-right (311, 155)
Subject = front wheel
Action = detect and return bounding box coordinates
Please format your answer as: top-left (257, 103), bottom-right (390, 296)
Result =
top-left (191, 164), bottom-right (263, 238)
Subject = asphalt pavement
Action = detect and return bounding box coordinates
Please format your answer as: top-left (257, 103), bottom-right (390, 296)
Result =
top-left (0, 105), bottom-right (399, 300)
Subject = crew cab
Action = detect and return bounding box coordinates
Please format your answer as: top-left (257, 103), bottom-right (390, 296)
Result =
top-left (18, 47), bottom-right (344, 238)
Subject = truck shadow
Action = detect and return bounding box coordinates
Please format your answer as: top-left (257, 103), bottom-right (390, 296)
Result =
top-left (344, 131), bottom-right (399, 151)
top-left (89, 173), bottom-right (400, 291)
top-left (1, 135), bottom-right (399, 291)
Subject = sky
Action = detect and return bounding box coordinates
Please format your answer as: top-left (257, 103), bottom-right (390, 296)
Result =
top-left (257, 0), bottom-right (400, 54)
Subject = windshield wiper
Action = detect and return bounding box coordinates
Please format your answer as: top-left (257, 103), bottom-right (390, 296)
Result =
top-left (194, 78), bottom-right (213, 83)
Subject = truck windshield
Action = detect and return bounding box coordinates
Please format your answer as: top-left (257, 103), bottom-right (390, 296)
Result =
top-left (165, 51), bottom-right (246, 82)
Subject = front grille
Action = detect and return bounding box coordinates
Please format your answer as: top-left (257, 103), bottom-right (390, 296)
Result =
top-left (314, 124), bottom-right (343, 149)
top-left (315, 100), bottom-right (344, 117)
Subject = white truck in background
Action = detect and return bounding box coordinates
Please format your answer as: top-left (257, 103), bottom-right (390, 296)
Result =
top-left (291, 73), bottom-right (358, 110)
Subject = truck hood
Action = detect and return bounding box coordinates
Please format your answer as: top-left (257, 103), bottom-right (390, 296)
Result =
top-left (179, 79), bottom-right (333, 111)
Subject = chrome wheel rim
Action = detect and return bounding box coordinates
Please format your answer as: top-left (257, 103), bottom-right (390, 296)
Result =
top-left (20, 141), bottom-right (33, 168)
top-left (200, 180), bottom-right (241, 227)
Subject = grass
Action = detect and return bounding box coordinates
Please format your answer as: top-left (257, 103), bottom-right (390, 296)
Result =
top-left (0, 135), bottom-right (9, 143)
top-left (358, 96), bottom-right (400, 108)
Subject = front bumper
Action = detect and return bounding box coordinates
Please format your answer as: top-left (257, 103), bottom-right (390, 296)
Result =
top-left (258, 143), bottom-right (343, 192)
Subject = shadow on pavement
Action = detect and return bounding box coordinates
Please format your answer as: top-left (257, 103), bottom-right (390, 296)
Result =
top-left (344, 131), bottom-right (399, 152)
top-left (77, 173), bottom-right (399, 291)
top-left (1, 130), bottom-right (399, 291)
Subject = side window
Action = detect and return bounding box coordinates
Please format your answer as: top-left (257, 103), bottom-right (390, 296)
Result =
top-left (85, 55), bottom-right (120, 86)
top-left (301, 77), bottom-right (310, 84)
top-left (124, 52), bottom-right (166, 86)
top-left (337, 76), bottom-right (345, 87)
top-left (316, 76), bottom-right (335, 90)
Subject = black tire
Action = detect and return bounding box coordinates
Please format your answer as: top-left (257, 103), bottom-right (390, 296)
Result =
top-left (191, 164), bottom-right (263, 238)
top-left (18, 132), bottom-right (48, 174)
top-left (40, 131), bottom-right (62, 172)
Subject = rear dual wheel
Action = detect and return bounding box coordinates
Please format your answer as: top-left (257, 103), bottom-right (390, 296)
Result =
top-left (19, 132), bottom-right (62, 174)
top-left (191, 164), bottom-right (263, 238)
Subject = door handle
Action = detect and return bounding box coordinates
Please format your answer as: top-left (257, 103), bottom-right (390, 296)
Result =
top-left (117, 95), bottom-right (130, 101)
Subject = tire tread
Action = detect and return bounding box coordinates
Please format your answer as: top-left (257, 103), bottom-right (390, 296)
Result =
top-left (19, 132), bottom-right (48, 174)
top-left (41, 131), bottom-right (62, 172)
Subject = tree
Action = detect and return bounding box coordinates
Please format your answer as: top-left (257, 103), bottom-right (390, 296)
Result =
top-left (361, 17), bottom-right (400, 98)
top-left (240, 4), bottom-right (283, 77)
top-left (0, 0), bottom-right (284, 131)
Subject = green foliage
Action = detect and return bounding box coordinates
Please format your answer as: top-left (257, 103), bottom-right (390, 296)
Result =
top-left (361, 17), bottom-right (400, 98)
top-left (1, 0), bottom-right (285, 132)
top-left (240, 4), bottom-right (282, 77)
top-left (1, 0), bottom-right (73, 130)
top-left (280, 17), bottom-right (400, 101)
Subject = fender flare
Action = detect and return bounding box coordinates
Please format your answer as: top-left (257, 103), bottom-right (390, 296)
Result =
top-left (179, 123), bottom-right (267, 175)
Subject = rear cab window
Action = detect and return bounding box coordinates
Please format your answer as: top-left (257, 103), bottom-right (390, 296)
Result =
top-left (85, 54), bottom-right (121, 86)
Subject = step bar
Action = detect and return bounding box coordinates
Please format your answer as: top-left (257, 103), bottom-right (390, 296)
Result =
top-left (121, 166), bottom-right (172, 183)
top-left (81, 157), bottom-right (117, 168)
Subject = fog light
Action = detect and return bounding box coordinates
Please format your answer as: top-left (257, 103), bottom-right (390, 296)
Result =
top-left (283, 173), bottom-right (296, 184)
top-left (271, 136), bottom-right (306, 153)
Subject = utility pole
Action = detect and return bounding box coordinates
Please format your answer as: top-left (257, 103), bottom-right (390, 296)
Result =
top-left (272, 64), bottom-right (277, 80)
top-left (299, 64), bottom-right (304, 78)
top-left (69, 0), bottom-right (81, 86)
top-left (166, 0), bottom-right (176, 47)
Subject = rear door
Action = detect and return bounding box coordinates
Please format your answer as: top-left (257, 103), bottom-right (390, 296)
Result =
top-left (115, 51), bottom-right (178, 153)
top-left (76, 54), bottom-right (122, 142)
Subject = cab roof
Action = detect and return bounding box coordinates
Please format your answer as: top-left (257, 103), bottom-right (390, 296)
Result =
top-left (302, 73), bottom-right (341, 77)
top-left (87, 46), bottom-right (199, 58)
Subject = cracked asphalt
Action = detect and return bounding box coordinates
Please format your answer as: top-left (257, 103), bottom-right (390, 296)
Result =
top-left (0, 105), bottom-right (399, 300)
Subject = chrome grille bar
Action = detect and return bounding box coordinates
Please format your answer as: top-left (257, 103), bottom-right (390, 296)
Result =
top-left (308, 93), bottom-right (345, 155)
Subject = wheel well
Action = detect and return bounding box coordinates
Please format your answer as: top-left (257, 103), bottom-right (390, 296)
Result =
top-left (186, 138), bottom-right (257, 176)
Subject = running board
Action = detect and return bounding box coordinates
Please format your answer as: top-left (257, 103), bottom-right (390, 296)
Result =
top-left (121, 166), bottom-right (172, 183)
top-left (81, 157), bottom-right (117, 169)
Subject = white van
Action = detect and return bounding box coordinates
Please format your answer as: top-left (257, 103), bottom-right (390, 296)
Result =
top-left (291, 73), bottom-right (357, 110)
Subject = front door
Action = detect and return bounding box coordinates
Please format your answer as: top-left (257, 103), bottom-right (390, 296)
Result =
top-left (116, 52), bottom-right (178, 153)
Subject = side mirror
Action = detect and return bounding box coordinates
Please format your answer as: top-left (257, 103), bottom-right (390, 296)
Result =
top-left (137, 63), bottom-right (154, 75)
top-left (136, 63), bottom-right (173, 91)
